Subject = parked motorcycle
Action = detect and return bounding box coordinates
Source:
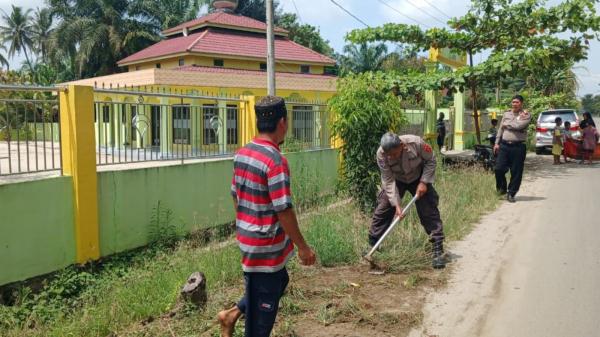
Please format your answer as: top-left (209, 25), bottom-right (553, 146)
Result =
top-left (473, 144), bottom-right (496, 172)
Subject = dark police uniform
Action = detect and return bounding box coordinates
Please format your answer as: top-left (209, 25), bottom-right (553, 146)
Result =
top-left (495, 109), bottom-right (531, 197)
top-left (369, 134), bottom-right (444, 246)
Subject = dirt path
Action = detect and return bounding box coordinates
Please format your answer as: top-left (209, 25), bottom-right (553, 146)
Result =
top-left (286, 266), bottom-right (444, 337)
top-left (408, 155), bottom-right (600, 337)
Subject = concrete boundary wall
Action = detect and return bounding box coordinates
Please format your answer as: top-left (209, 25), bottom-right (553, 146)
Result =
top-left (0, 177), bottom-right (76, 285)
top-left (97, 149), bottom-right (339, 256)
top-left (1, 149), bottom-right (339, 286)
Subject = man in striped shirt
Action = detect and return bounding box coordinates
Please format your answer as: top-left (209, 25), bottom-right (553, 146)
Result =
top-left (218, 96), bottom-right (316, 337)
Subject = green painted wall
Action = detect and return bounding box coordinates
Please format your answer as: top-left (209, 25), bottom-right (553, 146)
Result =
top-left (0, 149), bottom-right (338, 285)
top-left (286, 149), bottom-right (339, 207)
top-left (97, 149), bottom-right (339, 256)
top-left (0, 177), bottom-right (75, 286)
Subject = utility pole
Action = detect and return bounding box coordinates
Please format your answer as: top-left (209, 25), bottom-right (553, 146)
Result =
top-left (266, 0), bottom-right (276, 96)
top-left (469, 50), bottom-right (482, 144)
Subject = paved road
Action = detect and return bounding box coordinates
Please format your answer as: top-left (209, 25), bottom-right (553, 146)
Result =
top-left (480, 159), bottom-right (600, 337)
top-left (410, 153), bottom-right (600, 337)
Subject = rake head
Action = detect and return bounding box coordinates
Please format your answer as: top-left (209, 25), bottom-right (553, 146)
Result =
top-left (362, 254), bottom-right (386, 275)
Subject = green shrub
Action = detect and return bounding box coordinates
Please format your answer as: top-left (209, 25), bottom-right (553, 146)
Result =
top-left (329, 72), bottom-right (405, 212)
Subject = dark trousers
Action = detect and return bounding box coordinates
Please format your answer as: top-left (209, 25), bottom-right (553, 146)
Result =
top-left (437, 133), bottom-right (445, 149)
top-left (237, 268), bottom-right (289, 337)
top-left (495, 142), bottom-right (526, 196)
top-left (369, 179), bottom-right (444, 243)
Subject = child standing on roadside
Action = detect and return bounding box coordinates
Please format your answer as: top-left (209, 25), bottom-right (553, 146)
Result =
top-left (552, 117), bottom-right (563, 165)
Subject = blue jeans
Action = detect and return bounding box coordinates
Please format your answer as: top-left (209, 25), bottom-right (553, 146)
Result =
top-left (237, 268), bottom-right (289, 337)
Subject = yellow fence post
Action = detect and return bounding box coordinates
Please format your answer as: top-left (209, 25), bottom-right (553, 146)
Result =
top-left (240, 95), bottom-right (257, 145)
top-left (60, 85), bottom-right (100, 264)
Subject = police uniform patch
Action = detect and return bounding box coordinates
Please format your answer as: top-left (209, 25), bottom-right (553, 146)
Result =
top-left (423, 143), bottom-right (433, 153)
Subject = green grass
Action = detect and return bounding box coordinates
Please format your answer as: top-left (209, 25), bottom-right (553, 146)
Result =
top-left (0, 165), bottom-right (498, 337)
top-left (304, 211), bottom-right (361, 267)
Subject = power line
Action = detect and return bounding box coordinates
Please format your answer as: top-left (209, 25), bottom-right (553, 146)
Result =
top-left (329, 0), bottom-right (370, 28)
top-left (422, 0), bottom-right (453, 20)
top-left (376, 0), bottom-right (431, 28)
top-left (403, 0), bottom-right (448, 26)
top-left (290, 0), bottom-right (302, 23)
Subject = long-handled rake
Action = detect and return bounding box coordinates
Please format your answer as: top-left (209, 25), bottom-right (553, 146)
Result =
top-left (363, 195), bottom-right (419, 273)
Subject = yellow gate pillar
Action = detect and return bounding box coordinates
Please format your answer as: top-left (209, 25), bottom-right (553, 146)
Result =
top-left (60, 85), bottom-right (100, 263)
top-left (424, 62), bottom-right (438, 142)
top-left (240, 96), bottom-right (257, 146)
top-left (453, 89), bottom-right (465, 151)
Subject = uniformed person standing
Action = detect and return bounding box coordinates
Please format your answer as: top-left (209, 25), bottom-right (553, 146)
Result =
top-left (436, 113), bottom-right (446, 152)
top-left (493, 95), bottom-right (531, 203)
top-left (369, 132), bottom-right (445, 269)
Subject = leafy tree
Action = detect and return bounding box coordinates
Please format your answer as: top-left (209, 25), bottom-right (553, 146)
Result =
top-left (0, 5), bottom-right (34, 71)
top-left (277, 13), bottom-right (333, 56)
top-left (581, 93), bottom-right (600, 115)
top-left (346, 0), bottom-right (600, 142)
top-left (338, 42), bottom-right (388, 74)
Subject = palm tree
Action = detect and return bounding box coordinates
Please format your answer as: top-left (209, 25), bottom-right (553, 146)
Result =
top-left (339, 42), bottom-right (389, 74)
top-left (0, 44), bottom-right (9, 69)
top-left (526, 65), bottom-right (580, 96)
top-left (49, 0), bottom-right (158, 78)
top-left (130, 0), bottom-right (208, 31)
top-left (0, 5), bottom-right (34, 71)
top-left (31, 8), bottom-right (54, 63)
top-left (208, 0), bottom-right (281, 23)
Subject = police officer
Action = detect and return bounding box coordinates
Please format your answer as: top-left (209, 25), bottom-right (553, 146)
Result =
top-left (368, 132), bottom-right (445, 269)
top-left (494, 95), bottom-right (531, 203)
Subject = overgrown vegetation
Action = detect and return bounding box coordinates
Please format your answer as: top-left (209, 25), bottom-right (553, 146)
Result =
top-left (329, 72), bottom-right (406, 212)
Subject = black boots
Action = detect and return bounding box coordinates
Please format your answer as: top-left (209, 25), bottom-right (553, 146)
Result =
top-left (368, 235), bottom-right (379, 247)
top-left (432, 241), bottom-right (446, 269)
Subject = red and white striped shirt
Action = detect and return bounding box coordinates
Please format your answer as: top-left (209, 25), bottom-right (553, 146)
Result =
top-left (231, 138), bottom-right (294, 273)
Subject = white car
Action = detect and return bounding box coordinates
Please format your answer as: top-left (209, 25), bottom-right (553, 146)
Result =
top-left (535, 109), bottom-right (581, 155)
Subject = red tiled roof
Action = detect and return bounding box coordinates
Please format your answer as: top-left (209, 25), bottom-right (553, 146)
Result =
top-left (175, 65), bottom-right (337, 79)
top-left (118, 33), bottom-right (201, 65)
top-left (118, 29), bottom-right (336, 65)
top-left (189, 30), bottom-right (336, 64)
top-left (162, 12), bottom-right (287, 35)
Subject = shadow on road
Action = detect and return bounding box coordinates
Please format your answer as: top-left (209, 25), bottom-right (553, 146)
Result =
top-left (522, 154), bottom-right (598, 182)
top-left (515, 196), bottom-right (547, 202)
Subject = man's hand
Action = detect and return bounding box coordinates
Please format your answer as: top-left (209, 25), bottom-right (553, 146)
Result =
top-left (395, 205), bottom-right (405, 220)
top-left (494, 144), bottom-right (500, 154)
top-left (298, 245), bottom-right (316, 266)
top-left (416, 182), bottom-right (428, 199)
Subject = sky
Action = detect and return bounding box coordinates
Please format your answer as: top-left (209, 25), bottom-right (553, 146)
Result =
top-left (1, 0), bottom-right (599, 96)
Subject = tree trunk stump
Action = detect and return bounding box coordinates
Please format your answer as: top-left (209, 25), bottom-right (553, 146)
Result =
top-left (181, 272), bottom-right (207, 310)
